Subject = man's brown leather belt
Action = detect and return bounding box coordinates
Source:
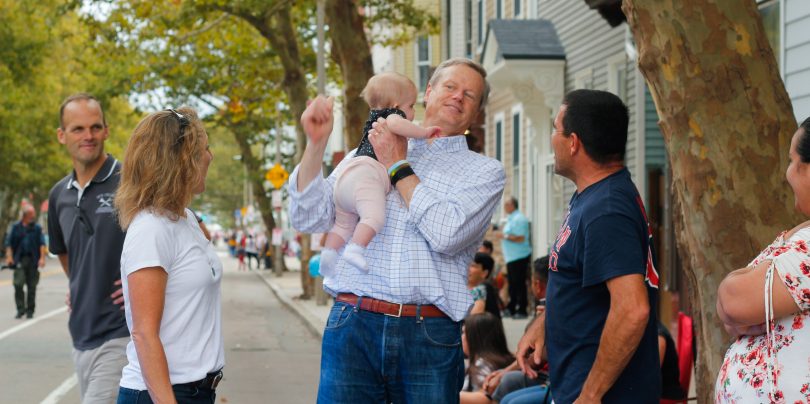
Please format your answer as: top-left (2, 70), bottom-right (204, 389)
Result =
top-left (336, 293), bottom-right (448, 318)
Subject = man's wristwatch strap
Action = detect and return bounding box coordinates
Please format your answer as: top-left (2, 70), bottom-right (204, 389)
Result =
top-left (390, 165), bottom-right (415, 186)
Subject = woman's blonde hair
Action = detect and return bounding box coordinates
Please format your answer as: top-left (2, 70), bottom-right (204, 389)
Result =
top-left (115, 107), bottom-right (207, 230)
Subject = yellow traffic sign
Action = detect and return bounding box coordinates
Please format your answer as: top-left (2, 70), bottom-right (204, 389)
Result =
top-left (265, 164), bottom-right (289, 189)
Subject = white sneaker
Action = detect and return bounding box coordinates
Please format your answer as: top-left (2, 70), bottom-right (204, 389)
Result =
top-left (319, 248), bottom-right (338, 278)
top-left (342, 243), bottom-right (368, 272)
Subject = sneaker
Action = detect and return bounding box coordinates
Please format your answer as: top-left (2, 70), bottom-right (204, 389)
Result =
top-left (512, 313), bottom-right (528, 320)
top-left (26, 312), bottom-right (33, 319)
top-left (15, 312), bottom-right (24, 319)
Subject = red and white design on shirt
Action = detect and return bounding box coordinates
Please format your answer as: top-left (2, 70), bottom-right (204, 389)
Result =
top-left (550, 211), bottom-right (571, 272)
top-left (635, 196), bottom-right (659, 289)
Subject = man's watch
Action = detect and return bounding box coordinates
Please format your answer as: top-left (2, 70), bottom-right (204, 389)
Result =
top-left (390, 165), bottom-right (415, 186)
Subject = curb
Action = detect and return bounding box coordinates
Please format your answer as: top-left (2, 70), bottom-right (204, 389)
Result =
top-left (254, 272), bottom-right (325, 339)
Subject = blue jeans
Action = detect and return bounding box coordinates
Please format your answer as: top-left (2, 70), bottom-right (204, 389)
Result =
top-left (501, 385), bottom-right (551, 404)
top-left (117, 385), bottom-right (216, 404)
top-left (317, 301), bottom-right (465, 403)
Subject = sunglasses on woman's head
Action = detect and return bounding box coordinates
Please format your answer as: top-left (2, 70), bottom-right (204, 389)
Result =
top-left (165, 108), bottom-right (190, 145)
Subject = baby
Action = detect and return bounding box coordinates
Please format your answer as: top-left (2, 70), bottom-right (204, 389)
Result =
top-left (319, 72), bottom-right (439, 277)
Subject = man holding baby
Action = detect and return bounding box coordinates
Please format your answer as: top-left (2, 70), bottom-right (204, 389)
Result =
top-left (289, 58), bottom-right (505, 403)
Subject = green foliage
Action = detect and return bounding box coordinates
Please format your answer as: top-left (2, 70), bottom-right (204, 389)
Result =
top-left (0, 0), bottom-right (136, 231)
top-left (190, 125), bottom-right (244, 229)
top-left (84, 0), bottom-right (307, 226)
top-left (361, 0), bottom-right (440, 46)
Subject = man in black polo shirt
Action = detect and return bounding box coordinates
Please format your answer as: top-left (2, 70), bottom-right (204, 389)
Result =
top-left (48, 94), bottom-right (129, 403)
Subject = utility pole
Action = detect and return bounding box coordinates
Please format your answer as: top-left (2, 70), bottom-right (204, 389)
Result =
top-left (273, 126), bottom-right (284, 277)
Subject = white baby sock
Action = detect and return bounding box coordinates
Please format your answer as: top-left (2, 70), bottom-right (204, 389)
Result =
top-left (342, 243), bottom-right (368, 272)
top-left (319, 248), bottom-right (338, 278)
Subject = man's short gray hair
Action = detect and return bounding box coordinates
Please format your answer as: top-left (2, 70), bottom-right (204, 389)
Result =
top-left (428, 58), bottom-right (490, 111)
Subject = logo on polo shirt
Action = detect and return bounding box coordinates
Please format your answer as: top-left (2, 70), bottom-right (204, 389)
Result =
top-left (96, 193), bottom-right (115, 214)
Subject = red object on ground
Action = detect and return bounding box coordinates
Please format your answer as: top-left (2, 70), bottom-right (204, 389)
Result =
top-left (660, 311), bottom-right (695, 404)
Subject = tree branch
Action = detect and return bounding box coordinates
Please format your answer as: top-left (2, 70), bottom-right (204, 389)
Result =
top-left (177, 13), bottom-right (229, 42)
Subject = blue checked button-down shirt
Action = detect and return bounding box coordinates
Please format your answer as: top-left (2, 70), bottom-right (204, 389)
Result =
top-left (289, 135), bottom-right (505, 321)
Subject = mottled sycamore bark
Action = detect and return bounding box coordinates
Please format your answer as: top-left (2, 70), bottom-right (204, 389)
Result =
top-left (623, 1), bottom-right (799, 400)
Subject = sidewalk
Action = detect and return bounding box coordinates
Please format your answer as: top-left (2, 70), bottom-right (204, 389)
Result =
top-left (254, 257), bottom-right (533, 348)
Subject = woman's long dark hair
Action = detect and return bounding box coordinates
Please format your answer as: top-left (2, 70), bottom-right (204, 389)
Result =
top-left (465, 312), bottom-right (514, 376)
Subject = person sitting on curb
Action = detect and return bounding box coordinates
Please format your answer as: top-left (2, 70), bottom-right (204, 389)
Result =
top-left (461, 312), bottom-right (515, 403)
top-left (468, 252), bottom-right (502, 319)
top-left (477, 256), bottom-right (552, 404)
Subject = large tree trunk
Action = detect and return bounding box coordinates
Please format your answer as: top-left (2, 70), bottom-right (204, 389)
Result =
top-left (623, 0), bottom-right (799, 400)
top-left (325, 0), bottom-right (375, 149)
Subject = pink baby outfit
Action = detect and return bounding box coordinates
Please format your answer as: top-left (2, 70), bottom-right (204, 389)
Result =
top-left (331, 156), bottom-right (390, 243)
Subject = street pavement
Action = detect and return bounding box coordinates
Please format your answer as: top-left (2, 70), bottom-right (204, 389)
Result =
top-left (0, 250), bottom-right (321, 404)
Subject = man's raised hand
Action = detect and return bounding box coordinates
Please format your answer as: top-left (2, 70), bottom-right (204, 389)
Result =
top-left (300, 96), bottom-right (334, 145)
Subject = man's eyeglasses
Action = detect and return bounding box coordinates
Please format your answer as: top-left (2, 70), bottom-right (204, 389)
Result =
top-left (166, 108), bottom-right (190, 145)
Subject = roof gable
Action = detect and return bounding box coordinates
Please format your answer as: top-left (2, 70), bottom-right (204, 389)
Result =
top-left (481, 19), bottom-right (565, 63)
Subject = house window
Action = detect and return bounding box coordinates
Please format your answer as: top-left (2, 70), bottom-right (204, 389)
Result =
top-left (417, 36), bottom-right (431, 93)
top-left (758, 0), bottom-right (780, 65)
top-left (477, 0), bottom-right (484, 47)
top-left (495, 119), bottom-right (503, 161)
top-left (575, 68), bottom-right (593, 90)
top-left (512, 112), bottom-right (521, 166)
top-left (497, 0), bottom-right (503, 19)
top-left (446, 0), bottom-right (452, 59)
top-left (513, 112), bottom-right (521, 199)
top-left (607, 54), bottom-right (627, 101)
top-left (514, 0), bottom-right (521, 17)
top-left (465, 0), bottom-right (473, 58)
top-left (546, 164), bottom-right (566, 252)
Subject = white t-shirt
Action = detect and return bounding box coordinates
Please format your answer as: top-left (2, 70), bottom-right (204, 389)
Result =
top-left (119, 209), bottom-right (224, 390)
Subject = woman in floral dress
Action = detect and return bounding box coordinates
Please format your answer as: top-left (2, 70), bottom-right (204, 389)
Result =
top-left (715, 117), bottom-right (810, 403)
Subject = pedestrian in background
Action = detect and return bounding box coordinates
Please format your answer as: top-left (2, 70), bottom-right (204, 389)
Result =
top-left (48, 93), bottom-right (129, 403)
top-left (114, 107), bottom-right (224, 403)
top-left (291, 58), bottom-right (504, 403)
top-left (245, 234), bottom-right (259, 269)
top-left (517, 89), bottom-right (661, 403)
top-left (4, 204), bottom-right (46, 319)
top-left (496, 197), bottom-right (532, 319)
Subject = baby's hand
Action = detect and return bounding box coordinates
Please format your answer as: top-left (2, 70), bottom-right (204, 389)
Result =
top-left (426, 126), bottom-right (442, 138)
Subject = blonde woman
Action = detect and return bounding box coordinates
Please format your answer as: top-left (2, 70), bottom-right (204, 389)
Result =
top-left (114, 108), bottom-right (222, 404)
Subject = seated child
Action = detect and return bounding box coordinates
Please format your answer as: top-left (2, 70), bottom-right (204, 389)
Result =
top-left (461, 313), bottom-right (515, 397)
top-left (319, 72), bottom-right (439, 276)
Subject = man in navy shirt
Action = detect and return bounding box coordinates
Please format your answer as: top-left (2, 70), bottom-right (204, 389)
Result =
top-left (4, 205), bottom-right (47, 319)
top-left (516, 89), bottom-right (661, 403)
